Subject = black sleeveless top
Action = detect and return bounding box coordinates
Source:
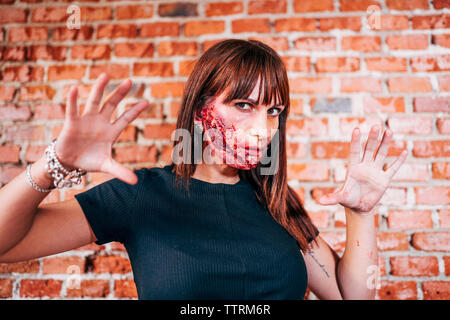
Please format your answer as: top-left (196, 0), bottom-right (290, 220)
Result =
top-left (74, 164), bottom-right (319, 300)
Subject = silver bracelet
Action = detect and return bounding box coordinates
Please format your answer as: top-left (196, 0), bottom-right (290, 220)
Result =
top-left (26, 163), bottom-right (54, 193)
top-left (44, 139), bottom-right (87, 189)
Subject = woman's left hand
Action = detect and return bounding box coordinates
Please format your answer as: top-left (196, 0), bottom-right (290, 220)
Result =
top-left (318, 125), bottom-right (408, 214)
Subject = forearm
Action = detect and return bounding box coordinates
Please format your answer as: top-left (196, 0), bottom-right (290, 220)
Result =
top-left (0, 156), bottom-right (56, 254)
top-left (337, 206), bottom-right (379, 300)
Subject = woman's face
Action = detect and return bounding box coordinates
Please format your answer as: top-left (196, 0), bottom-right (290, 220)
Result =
top-left (195, 78), bottom-right (285, 170)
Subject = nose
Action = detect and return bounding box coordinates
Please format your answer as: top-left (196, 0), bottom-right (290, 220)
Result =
top-left (247, 110), bottom-right (269, 143)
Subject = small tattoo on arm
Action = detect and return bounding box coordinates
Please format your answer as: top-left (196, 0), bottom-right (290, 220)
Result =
top-left (308, 250), bottom-right (330, 278)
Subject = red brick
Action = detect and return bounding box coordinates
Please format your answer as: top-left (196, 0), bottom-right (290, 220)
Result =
top-left (53, 26), bottom-right (94, 41)
top-left (20, 279), bottom-right (62, 298)
top-left (0, 279), bottom-right (13, 298)
top-left (66, 279), bottom-right (110, 298)
top-left (1, 65), bottom-right (44, 82)
top-left (376, 281), bottom-right (417, 300)
top-left (2, 46), bottom-right (26, 61)
top-left (387, 116), bottom-right (433, 135)
top-left (294, 37), bottom-right (336, 51)
top-left (386, 35), bottom-right (429, 50)
top-left (339, 117), bottom-right (384, 136)
top-left (445, 256), bottom-right (450, 275)
top-left (158, 2), bottom-right (198, 16)
top-left (386, 0), bottom-right (429, 10)
top-left (434, 0), bottom-right (450, 9)
top-left (287, 142), bottom-right (307, 159)
top-left (158, 41), bottom-right (198, 56)
top-left (89, 64), bottom-right (129, 79)
top-left (248, 0), bottom-right (287, 14)
top-left (186, 21), bottom-right (225, 36)
top-left (33, 103), bottom-right (65, 120)
top-left (231, 19), bottom-right (270, 33)
top-left (342, 36), bottom-right (381, 52)
top-left (97, 24), bottom-right (137, 39)
top-left (413, 97), bottom-right (449, 112)
top-left (393, 162), bottom-right (431, 182)
top-left (319, 16), bottom-right (362, 31)
top-left (275, 18), bottom-right (316, 32)
top-left (31, 7), bottom-right (67, 22)
top-left (437, 118), bottom-right (450, 134)
top-left (432, 162), bottom-right (450, 179)
top-left (412, 14), bottom-right (450, 29)
top-left (387, 210), bottom-right (433, 229)
top-left (248, 36), bottom-right (289, 51)
top-left (364, 97), bottom-right (405, 113)
top-left (377, 232), bottom-right (409, 251)
top-left (91, 255), bottom-right (132, 274)
top-left (116, 4), bottom-right (154, 19)
top-left (410, 55), bottom-right (450, 72)
top-left (366, 57), bottom-right (407, 72)
top-left (115, 42), bottom-right (154, 58)
top-left (114, 145), bottom-right (158, 163)
top-left (116, 125), bottom-right (137, 142)
top-left (150, 82), bottom-right (185, 98)
top-left (287, 118), bottom-right (328, 136)
top-left (79, 7), bottom-right (112, 21)
top-left (311, 142), bottom-right (350, 159)
top-left (140, 22), bottom-right (180, 37)
top-left (438, 75), bottom-right (450, 91)
top-left (415, 187), bottom-right (450, 205)
top-left (48, 65), bottom-right (86, 81)
top-left (412, 232), bottom-right (450, 251)
top-left (133, 62), bottom-right (174, 77)
top-left (287, 163), bottom-right (329, 181)
top-left (293, 0), bottom-right (334, 12)
top-left (388, 77), bottom-right (432, 93)
top-left (316, 57), bottom-right (360, 73)
top-left (0, 145), bottom-right (20, 163)
top-left (42, 256), bottom-right (86, 275)
top-left (0, 8), bottom-right (27, 23)
top-left (308, 210), bottom-right (330, 229)
top-left (320, 232), bottom-right (346, 252)
top-left (27, 45), bottom-right (67, 61)
top-left (0, 86), bottom-right (15, 102)
top-left (0, 104), bottom-right (31, 121)
top-left (114, 279), bottom-right (137, 298)
top-left (19, 85), bottom-right (55, 101)
top-left (0, 260), bottom-right (39, 273)
top-left (413, 140), bottom-right (450, 158)
top-left (8, 26), bottom-right (47, 42)
top-left (205, 2), bottom-right (244, 16)
top-left (390, 256), bottom-right (439, 276)
top-left (143, 123), bottom-right (177, 140)
top-left (71, 44), bottom-right (110, 60)
top-left (422, 282), bottom-right (450, 300)
top-left (432, 34), bottom-right (450, 48)
top-left (340, 77), bottom-right (382, 93)
top-left (290, 77), bottom-right (332, 94)
top-left (290, 98), bottom-right (303, 115)
top-left (375, 15), bottom-right (409, 30)
top-left (4, 125), bottom-right (45, 142)
top-left (339, 0), bottom-right (381, 11)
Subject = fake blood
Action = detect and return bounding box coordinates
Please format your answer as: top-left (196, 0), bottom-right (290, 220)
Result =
top-left (199, 100), bottom-right (262, 170)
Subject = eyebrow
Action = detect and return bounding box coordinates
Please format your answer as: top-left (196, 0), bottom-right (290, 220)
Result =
top-left (241, 98), bottom-right (284, 108)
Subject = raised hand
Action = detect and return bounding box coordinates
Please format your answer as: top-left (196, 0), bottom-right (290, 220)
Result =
top-left (318, 125), bottom-right (408, 214)
top-left (53, 73), bottom-right (149, 185)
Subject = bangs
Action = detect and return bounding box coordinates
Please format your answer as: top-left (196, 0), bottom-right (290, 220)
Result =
top-left (213, 46), bottom-right (288, 110)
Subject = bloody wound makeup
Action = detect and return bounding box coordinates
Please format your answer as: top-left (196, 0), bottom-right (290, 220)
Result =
top-left (199, 98), bottom-right (265, 170)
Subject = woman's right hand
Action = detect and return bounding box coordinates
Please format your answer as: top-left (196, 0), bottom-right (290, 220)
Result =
top-left (53, 73), bottom-right (149, 185)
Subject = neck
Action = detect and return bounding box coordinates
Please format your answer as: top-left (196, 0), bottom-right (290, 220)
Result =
top-left (191, 162), bottom-right (240, 185)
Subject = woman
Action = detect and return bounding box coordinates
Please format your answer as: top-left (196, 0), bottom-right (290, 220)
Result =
top-left (0, 39), bottom-right (407, 300)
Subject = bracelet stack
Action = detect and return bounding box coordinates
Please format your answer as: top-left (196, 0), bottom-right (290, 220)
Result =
top-left (26, 139), bottom-right (87, 193)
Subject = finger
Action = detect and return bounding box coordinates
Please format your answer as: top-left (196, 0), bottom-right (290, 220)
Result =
top-left (112, 100), bottom-right (149, 136)
top-left (84, 73), bottom-right (110, 115)
top-left (362, 125), bottom-right (380, 163)
top-left (318, 193), bottom-right (341, 206)
top-left (65, 85), bottom-right (79, 121)
top-left (350, 127), bottom-right (361, 165)
top-left (100, 79), bottom-right (133, 119)
top-left (374, 129), bottom-right (393, 168)
top-left (385, 149), bottom-right (408, 179)
top-left (102, 158), bottom-right (139, 185)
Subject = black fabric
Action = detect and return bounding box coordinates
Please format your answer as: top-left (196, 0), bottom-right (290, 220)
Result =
top-left (74, 164), bottom-right (320, 300)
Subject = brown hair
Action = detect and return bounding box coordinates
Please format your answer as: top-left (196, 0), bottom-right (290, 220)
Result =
top-left (170, 39), bottom-right (318, 253)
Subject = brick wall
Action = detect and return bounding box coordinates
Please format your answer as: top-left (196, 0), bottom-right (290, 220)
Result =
top-left (0, 0), bottom-right (449, 300)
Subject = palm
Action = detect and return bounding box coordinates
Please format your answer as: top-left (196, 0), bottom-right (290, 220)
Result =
top-left (319, 125), bottom-right (407, 214)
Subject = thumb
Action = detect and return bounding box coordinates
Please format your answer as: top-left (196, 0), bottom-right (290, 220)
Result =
top-left (318, 193), bottom-right (340, 205)
top-left (102, 158), bottom-right (139, 185)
